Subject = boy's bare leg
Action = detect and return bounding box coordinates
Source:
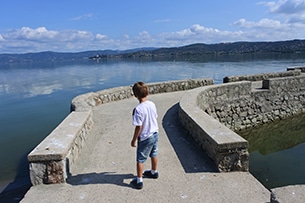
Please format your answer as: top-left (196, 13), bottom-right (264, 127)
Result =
top-left (137, 162), bottom-right (144, 178)
top-left (151, 157), bottom-right (158, 171)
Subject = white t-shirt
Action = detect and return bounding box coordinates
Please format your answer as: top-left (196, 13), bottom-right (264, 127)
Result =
top-left (132, 100), bottom-right (158, 141)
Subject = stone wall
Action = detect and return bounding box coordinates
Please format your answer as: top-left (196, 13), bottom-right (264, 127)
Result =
top-left (71, 78), bottom-right (213, 112)
top-left (179, 85), bottom-right (249, 172)
top-left (200, 75), bottom-right (305, 131)
top-left (223, 69), bottom-right (301, 83)
top-left (179, 73), bottom-right (305, 172)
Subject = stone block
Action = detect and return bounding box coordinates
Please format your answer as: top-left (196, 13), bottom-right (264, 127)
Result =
top-left (27, 111), bottom-right (92, 185)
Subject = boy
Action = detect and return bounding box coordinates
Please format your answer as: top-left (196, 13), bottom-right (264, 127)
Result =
top-left (130, 81), bottom-right (159, 189)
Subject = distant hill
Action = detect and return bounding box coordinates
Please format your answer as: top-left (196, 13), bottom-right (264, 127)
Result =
top-left (1, 40), bottom-right (305, 64)
top-left (0, 48), bottom-right (157, 64)
top-left (120, 39), bottom-right (305, 58)
top-left (0, 51), bottom-right (96, 64)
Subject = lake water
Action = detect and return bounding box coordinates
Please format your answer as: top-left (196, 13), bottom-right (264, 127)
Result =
top-left (239, 113), bottom-right (305, 189)
top-left (1, 56), bottom-right (305, 194)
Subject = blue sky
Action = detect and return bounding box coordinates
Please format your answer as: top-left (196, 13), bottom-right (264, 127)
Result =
top-left (0, 0), bottom-right (305, 53)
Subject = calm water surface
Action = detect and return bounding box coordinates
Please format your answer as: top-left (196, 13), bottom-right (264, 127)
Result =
top-left (1, 58), bottom-right (305, 193)
top-left (239, 113), bottom-right (305, 189)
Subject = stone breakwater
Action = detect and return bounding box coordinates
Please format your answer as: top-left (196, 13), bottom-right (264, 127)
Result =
top-left (71, 79), bottom-right (213, 112)
top-left (205, 70), bottom-right (305, 131)
top-left (27, 79), bottom-right (213, 185)
top-left (178, 70), bottom-right (305, 173)
top-left (223, 69), bottom-right (301, 83)
top-left (27, 69), bottom-right (305, 187)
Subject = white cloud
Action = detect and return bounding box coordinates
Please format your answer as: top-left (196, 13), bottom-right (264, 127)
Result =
top-left (138, 31), bottom-right (152, 41)
top-left (261, 0), bottom-right (305, 22)
top-left (1, 15), bottom-right (305, 54)
top-left (7, 27), bottom-right (92, 42)
top-left (7, 27), bottom-right (58, 41)
top-left (69, 13), bottom-right (95, 21)
top-left (61, 30), bottom-right (92, 41)
top-left (154, 24), bottom-right (243, 47)
top-left (165, 24), bottom-right (221, 40)
top-left (124, 31), bottom-right (155, 48)
top-left (263, 0), bottom-right (305, 14)
top-left (233, 18), bottom-right (282, 28)
top-left (233, 16), bottom-right (305, 41)
top-left (1, 27), bottom-right (97, 53)
top-left (154, 19), bottom-right (172, 23)
top-left (96, 34), bottom-right (107, 40)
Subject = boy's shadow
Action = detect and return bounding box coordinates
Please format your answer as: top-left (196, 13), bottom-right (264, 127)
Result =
top-left (67, 172), bottom-right (134, 188)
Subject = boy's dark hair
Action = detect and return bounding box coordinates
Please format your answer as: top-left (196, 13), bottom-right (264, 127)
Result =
top-left (132, 81), bottom-right (149, 98)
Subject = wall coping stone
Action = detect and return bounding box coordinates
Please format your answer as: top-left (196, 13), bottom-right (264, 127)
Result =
top-left (287, 66), bottom-right (305, 72)
top-left (28, 111), bottom-right (92, 162)
top-left (27, 110), bottom-right (93, 185)
top-left (179, 82), bottom-right (249, 172)
top-left (182, 83), bottom-right (249, 146)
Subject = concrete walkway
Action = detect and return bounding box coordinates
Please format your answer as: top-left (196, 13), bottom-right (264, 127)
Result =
top-left (21, 91), bottom-right (270, 203)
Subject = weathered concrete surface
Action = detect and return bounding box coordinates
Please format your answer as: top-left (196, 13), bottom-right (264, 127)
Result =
top-left (271, 185), bottom-right (305, 203)
top-left (21, 91), bottom-right (270, 203)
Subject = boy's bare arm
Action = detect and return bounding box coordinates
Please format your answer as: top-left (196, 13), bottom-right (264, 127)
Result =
top-left (131, 125), bottom-right (142, 147)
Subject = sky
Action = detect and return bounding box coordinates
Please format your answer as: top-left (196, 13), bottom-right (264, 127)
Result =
top-left (0, 0), bottom-right (305, 54)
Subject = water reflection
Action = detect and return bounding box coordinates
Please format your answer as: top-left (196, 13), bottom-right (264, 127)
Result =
top-left (249, 143), bottom-right (305, 189)
top-left (0, 59), bottom-right (297, 98)
top-left (239, 113), bottom-right (305, 188)
top-left (240, 114), bottom-right (305, 155)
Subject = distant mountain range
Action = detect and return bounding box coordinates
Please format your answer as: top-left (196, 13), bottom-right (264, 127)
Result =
top-left (1, 39), bottom-right (305, 64)
top-left (0, 47), bottom-right (156, 64)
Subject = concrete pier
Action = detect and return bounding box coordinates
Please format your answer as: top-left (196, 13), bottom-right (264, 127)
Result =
top-left (21, 91), bottom-right (270, 203)
top-left (22, 71), bottom-right (305, 202)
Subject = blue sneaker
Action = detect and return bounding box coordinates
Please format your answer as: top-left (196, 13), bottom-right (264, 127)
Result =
top-left (143, 170), bottom-right (159, 179)
top-left (130, 178), bottom-right (143, 189)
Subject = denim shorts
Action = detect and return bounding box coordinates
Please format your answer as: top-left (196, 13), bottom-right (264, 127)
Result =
top-left (137, 132), bottom-right (158, 163)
